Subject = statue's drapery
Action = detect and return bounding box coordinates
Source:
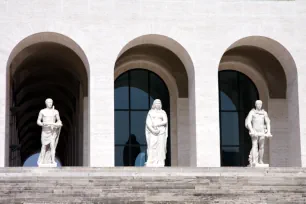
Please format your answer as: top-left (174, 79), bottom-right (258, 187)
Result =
top-left (145, 105), bottom-right (168, 167)
top-left (37, 126), bottom-right (61, 164)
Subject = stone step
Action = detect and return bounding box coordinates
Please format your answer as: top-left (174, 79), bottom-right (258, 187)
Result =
top-left (1, 167), bottom-right (306, 173)
top-left (0, 167), bottom-right (306, 203)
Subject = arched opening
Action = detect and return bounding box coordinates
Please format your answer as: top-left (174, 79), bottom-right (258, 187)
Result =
top-left (115, 34), bottom-right (194, 166)
top-left (114, 69), bottom-right (170, 166)
top-left (219, 36), bottom-right (299, 167)
top-left (6, 32), bottom-right (89, 167)
top-left (219, 70), bottom-right (259, 166)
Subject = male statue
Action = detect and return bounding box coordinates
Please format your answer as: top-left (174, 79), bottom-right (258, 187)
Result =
top-left (245, 100), bottom-right (272, 167)
top-left (145, 99), bottom-right (168, 167)
top-left (37, 98), bottom-right (62, 167)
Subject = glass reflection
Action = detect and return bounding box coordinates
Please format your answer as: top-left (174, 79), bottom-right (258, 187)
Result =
top-left (130, 111), bottom-right (147, 145)
top-left (220, 92), bottom-right (236, 111)
top-left (130, 70), bottom-right (149, 109)
top-left (219, 71), bottom-right (238, 111)
top-left (149, 73), bottom-right (170, 110)
top-left (221, 147), bottom-right (240, 166)
top-left (115, 146), bottom-right (124, 166)
top-left (115, 111), bottom-right (129, 144)
top-left (220, 112), bottom-right (239, 146)
top-left (123, 134), bottom-right (141, 166)
top-left (115, 73), bottom-right (129, 109)
top-left (134, 146), bottom-right (147, 166)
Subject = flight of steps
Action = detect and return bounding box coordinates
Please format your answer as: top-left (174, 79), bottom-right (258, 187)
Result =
top-left (1, 167), bottom-right (306, 204)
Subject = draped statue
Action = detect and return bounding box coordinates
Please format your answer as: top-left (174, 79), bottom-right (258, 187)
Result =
top-left (145, 99), bottom-right (168, 167)
top-left (37, 98), bottom-right (62, 167)
top-left (245, 100), bottom-right (272, 167)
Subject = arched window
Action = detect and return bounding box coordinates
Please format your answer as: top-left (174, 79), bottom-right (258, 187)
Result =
top-left (219, 70), bottom-right (259, 166)
top-left (114, 69), bottom-right (171, 166)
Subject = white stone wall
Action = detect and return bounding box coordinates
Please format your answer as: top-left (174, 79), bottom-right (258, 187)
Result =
top-left (0, 0), bottom-right (305, 167)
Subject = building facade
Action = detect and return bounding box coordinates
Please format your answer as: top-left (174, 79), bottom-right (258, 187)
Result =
top-left (0, 0), bottom-right (305, 168)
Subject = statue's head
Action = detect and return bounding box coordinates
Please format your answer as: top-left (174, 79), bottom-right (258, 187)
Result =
top-left (45, 98), bottom-right (53, 108)
top-left (152, 99), bottom-right (162, 110)
top-left (255, 100), bottom-right (262, 110)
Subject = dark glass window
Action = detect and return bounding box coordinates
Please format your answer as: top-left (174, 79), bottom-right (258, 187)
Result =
top-left (114, 69), bottom-right (171, 166)
top-left (219, 70), bottom-right (259, 166)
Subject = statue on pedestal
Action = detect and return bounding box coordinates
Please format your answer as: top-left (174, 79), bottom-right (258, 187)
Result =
top-left (245, 100), bottom-right (272, 167)
top-left (145, 99), bottom-right (168, 167)
top-left (37, 98), bottom-right (62, 167)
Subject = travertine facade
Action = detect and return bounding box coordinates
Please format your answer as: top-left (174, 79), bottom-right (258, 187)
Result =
top-left (0, 0), bottom-right (305, 167)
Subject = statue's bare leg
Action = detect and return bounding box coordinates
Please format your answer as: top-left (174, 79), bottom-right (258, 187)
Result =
top-left (251, 136), bottom-right (259, 165)
top-left (50, 140), bottom-right (55, 164)
top-left (39, 145), bottom-right (46, 164)
top-left (258, 136), bottom-right (265, 164)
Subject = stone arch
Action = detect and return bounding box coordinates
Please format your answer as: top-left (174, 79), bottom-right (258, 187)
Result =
top-left (5, 32), bottom-right (90, 167)
top-left (115, 34), bottom-right (195, 166)
top-left (219, 36), bottom-right (299, 167)
top-left (7, 32), bottom-right (89, 75)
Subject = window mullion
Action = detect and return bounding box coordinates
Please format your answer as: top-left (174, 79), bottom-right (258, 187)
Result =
top-left (128, 71), bottom-right (132, 166)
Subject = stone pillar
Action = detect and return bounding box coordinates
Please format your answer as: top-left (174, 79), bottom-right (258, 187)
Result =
top-left (268, 99), bottom-right (289, 166)
top-left (72, 113), bottom-right (75, 165)
top-left (177, 98), bottom-right (190, 166)
top-left (83, 97), bottom-right (89, 166)
top-left (1, 74), bottom-right (10, 167)
top-left (89, 60), bottom-right (114, 167)
top-left (191, 63), bottom-right (220, 167)
top-left (287, 79), bottom-right (302, 166)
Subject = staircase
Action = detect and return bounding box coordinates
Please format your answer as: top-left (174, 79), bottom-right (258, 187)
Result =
top-left (1, 167), bottom-right (306, 204)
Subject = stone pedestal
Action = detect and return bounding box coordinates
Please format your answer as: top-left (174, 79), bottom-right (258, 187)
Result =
top-left (38, 163), bottom-right (57, 167)
top-left (253, 163), bottom-right (269, 167)
top-left (255, 163), bottom-right (269, 167)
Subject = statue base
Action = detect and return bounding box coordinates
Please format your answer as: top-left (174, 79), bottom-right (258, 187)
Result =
top-left (250, 163), bottom-right (269, 167)
top-left (38, 162), bottom-right (57, 167)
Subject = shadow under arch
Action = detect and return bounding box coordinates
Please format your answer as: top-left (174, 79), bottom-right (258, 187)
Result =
top-left (5, 32), bottom-right (90, 167)
top-left (115, 34), bottom-right (197, 166)
top-left (219, 35), bottom-right (300, 166)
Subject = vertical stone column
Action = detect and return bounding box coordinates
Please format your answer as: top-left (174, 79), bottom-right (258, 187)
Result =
top-left (1, 71), bottom-right (10, 167)
top-left (83, 97), bottom-right (89, 166)
top-left (78, 88), bottom-right (84, 166)
top-left (268, 99), bottom-right (289, 166)
top-left (191, 61), bottom-right (220, 167)
top-left (177, 98), bottom-right (190, 166)
top-left (287, 79), bottom-right (302, 166)
top-left (89, 60), bottom-right (114, 167)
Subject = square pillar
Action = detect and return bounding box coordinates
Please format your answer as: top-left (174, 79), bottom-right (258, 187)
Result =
top-left (268, 99), bottom-right (289, 166)
top-left (83, 97), bottom-right (89, 166)
top-left (177, 98), bottom-right (190, 166)
top-left (89, 61), bottom-right (114, 167)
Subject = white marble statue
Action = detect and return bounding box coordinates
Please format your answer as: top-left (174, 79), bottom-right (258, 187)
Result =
top-left (37, 98), bottom-right (62, 167)
top-left (245, 100), bottom-right (272, 167)
top-left (145, 99), bottom-right (168, 167)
